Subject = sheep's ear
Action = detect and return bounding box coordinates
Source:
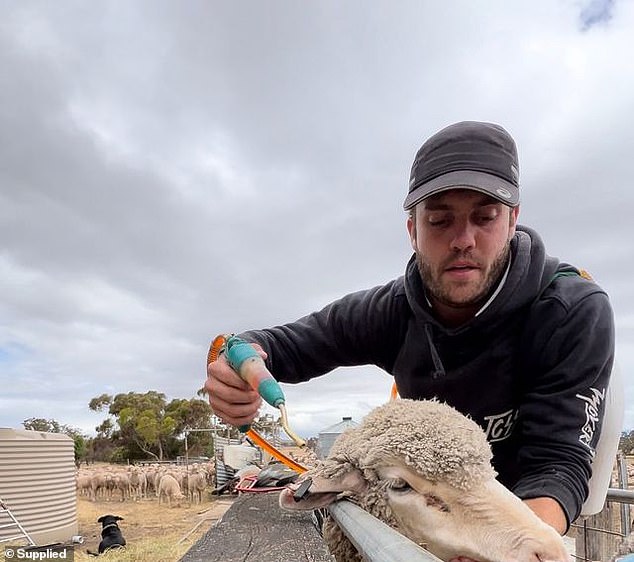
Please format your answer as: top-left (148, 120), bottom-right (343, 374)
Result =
top-left (279, 469), bottom-right (368, 511)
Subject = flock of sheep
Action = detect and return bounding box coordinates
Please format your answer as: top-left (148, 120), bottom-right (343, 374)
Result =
top-left (75, 461), bottom-right (216, 508)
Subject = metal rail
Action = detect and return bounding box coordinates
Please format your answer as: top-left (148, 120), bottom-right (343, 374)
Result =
top-left (606, 488), bottom-right (634, 505)
top-left (328, 500), bottom-right (443, 562)
top-left (327, 491), bottom-right (633, 562)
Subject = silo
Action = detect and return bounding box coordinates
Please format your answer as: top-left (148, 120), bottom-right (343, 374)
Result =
top-left (317, 416), bottom-right (359, 459)
top-left (0, 428), bottom-right (77, 545)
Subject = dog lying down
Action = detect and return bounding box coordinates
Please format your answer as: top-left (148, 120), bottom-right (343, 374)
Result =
top-left (87, 515), bottom-right (126, 556)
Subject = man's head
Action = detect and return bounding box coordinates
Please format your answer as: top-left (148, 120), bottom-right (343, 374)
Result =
top-left (404, 122), bottom-right (520, 325)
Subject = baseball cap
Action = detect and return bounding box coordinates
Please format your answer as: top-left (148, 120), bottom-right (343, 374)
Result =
top-left (403, 121), bottom-right (520, 210)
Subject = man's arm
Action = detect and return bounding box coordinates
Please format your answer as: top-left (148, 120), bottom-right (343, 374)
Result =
top-left (523, 497), bottom-right (567, 535)
top-left (240, 281), bottom-right (406, 383)
top-left (513, 282), bottom-right (615, 529)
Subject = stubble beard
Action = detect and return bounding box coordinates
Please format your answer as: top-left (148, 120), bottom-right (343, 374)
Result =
top-left (416, 241), bottom-right (511, 309)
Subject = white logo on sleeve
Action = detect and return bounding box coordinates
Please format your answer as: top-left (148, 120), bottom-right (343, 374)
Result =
top-left (483, 409), bottom-right (518, 443)
top-left (576, 387), bottom-right (606, 456)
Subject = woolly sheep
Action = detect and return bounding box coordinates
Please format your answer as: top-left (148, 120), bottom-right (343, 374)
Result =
top-left (186, 471), bottom-right (208, 504)
top-left (158, 473), bottom-right (186, 508)
top-left (280, 399), bottom-right (570, 562)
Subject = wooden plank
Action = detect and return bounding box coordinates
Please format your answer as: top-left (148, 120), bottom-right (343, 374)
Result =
top-left (179, 492), bottom-right (335, 562)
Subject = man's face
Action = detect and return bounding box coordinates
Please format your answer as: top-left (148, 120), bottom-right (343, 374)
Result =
top-left (407, 189), bottom-right (519, 313)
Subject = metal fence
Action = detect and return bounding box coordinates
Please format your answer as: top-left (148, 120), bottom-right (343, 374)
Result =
top-left (563, 454), bottom-right (633, 562)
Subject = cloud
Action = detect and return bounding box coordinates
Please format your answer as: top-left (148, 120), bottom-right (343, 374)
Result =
top-left (579, 0), bottom-right (615, 31)
top-left (0, 2), bottom-right (632, 441)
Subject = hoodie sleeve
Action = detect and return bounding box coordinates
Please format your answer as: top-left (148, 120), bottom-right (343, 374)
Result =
top-left (512, 276), bottom-right (615, 528)
top-left (238, 280), bottom-right (407, 384)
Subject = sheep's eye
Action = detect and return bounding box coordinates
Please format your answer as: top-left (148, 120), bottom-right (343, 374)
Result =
top-left (387, 478), bottom-right (412, 493)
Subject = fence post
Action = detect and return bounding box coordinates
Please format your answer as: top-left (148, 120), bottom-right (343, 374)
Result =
top-left (617, 453), bottom-right (631, 537)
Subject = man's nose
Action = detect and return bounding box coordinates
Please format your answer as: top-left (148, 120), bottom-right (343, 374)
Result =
top-left (450, 220), bottom-right (476, 252)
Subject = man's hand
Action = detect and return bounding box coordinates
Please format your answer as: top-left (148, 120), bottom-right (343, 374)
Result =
top-left (447, 497), bottom-right (567, 562)
top-left (523, 497), bottom-right (567, 535)
top-left (205, 343), bottom-right (266, 426)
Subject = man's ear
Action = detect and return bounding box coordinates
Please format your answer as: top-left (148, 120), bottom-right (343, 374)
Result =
top-left (407, 215), bottom-right (417, 252)
top-left (508, 205), bottom-right (520, 240)
top-left (279, 469), bottom-right (368, 511)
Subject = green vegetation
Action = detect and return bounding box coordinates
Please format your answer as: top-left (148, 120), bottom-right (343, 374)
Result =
top-left (23, 391), bottom-right (219, 464)
top-left (620, 429), bottom-right (634, 455)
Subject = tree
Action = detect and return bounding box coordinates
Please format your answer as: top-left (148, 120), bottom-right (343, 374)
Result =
top-left (88, 391), bottom-right (214, 461)
top-left (22, 417), bottom-right (88, 467)
top-left (23, 418), bottom-right (63, 433)
top-left (620, 429), bottom-right (634, 454)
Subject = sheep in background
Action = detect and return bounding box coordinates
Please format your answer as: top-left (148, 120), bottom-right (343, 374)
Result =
top-left (280, 399), bottom-right (570, 562)
top-left (128, 466), bottom-right (147, 500)
top-left (158, 473), bottom-right (186, 508)
top-left (186, 470), bottom-right (208, 504)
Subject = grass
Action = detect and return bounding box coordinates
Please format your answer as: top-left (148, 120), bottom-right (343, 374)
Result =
top-left (73, 493), bottom-right (235, 562)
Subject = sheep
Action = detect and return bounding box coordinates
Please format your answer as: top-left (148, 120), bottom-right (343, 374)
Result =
top-left (280, 399), bottom-right (570, 562)
top-left (112, 472), bottom-right (131, 502)
top-left (158, 473), bottom-right (186, 508)
top-left (89, 471), bottom-right (108, 501)
top-left (128, 467), bottom-right (147, 500)
top-left (76, 473), bottom-right (92, 498)
top-left (186, 470), bottom-right (208, 504)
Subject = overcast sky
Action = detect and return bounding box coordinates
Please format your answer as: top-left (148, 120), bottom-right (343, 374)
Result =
top-left (1, 1), bottom-right (632, 441)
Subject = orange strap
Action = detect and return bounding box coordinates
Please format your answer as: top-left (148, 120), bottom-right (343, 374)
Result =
top-left (390, 381), bottom-right (399, 400)
top-left (207, 335), bottom-right (308, 474)
top-left (246, 429), bottom-right (307, 474)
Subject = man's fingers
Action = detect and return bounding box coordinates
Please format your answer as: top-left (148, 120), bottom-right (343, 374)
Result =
top-left (251, 343), bottom-right (268, 360)
top-left (210, 401), bottom-right (262, 427)
top-left (205, 341), bottom-right (269, 426)
top-left (207, 355), bottom-right (250, 390)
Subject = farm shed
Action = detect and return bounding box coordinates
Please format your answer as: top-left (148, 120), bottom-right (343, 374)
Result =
top-left (0, 428), bottom-right (77, 545)
top-left (316, 416), bottom-right (358, 460)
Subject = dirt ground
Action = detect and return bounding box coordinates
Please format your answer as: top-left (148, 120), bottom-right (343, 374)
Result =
top-left (74, 493), bottom-right (235, 561)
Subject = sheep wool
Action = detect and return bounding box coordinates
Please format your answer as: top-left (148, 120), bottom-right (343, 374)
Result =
top-left (319, 398), bottom-right (495, 489)
top-left (310, 399), bottom-right (496, 561)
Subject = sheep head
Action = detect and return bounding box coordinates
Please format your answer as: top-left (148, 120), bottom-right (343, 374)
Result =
top-left (280, 399), bottom-right (570, 562)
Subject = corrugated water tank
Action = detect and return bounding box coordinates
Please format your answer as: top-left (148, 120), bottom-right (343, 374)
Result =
top-left (0, 428), bottom-right (77, 545)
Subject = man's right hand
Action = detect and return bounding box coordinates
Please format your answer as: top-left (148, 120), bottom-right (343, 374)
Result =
top-left (205, 343), bottom-right (266, 427)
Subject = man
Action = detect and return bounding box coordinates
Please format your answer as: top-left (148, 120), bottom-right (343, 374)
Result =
top-left (206, 121), bottom-right (615, 537)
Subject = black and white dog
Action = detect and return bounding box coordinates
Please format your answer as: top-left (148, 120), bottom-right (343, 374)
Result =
top-left (87, 515), bottom-right (126, 555)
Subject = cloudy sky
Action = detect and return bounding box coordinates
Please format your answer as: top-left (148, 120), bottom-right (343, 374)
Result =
top-left (1, 1), bottom-right (632, 441)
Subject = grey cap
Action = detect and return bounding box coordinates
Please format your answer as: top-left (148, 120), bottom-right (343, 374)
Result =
top-left (403, 121), bottom-right (520, 210)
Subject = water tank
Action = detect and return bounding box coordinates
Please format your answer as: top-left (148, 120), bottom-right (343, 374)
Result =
top-left (223, 444), bottom-right (258, 471)
top-left (317, 416), bottom-right (359, 459)
top-left (0, 428), bottom-right (77, 545)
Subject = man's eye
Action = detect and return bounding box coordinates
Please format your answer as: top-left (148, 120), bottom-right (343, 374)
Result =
top-left (475, 214), bottom-right (495, 224)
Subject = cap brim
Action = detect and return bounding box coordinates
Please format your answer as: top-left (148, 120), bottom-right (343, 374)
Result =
top-left (403, 170), bottom-right (519, 210)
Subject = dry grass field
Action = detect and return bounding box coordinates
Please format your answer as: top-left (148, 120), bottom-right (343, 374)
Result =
top-left (73, 494), bottom-right (235, 562)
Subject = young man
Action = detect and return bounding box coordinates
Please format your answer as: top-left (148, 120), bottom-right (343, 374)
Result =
top-left (206, 121), bottom-right (615, 536)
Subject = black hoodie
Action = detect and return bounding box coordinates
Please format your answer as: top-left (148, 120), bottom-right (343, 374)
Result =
top-left (241, 225), bottom-right (615, 526)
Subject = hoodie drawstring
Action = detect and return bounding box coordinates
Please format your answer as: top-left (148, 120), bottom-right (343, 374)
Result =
top-left (424, 323), bottom-right (446, 379)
